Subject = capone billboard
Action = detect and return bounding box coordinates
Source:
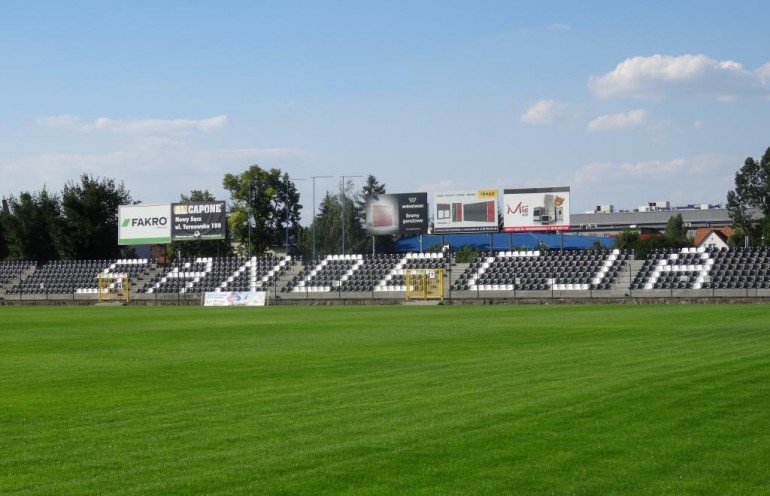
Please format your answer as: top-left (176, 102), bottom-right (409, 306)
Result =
top-left (170, 201), bottom-right (227, 241)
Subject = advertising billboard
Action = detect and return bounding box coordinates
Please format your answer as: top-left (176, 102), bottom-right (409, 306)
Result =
top-left (503, 187), bottom-right (571, 232)
top-left (365, 193), bottom-right (429, 235)
top-left (433, 190), bottom-right (499, 233)
top-left (171, 201), bottom-right (227, 241)
top-left (203, 291), bottom-right (267, 306)
top-left (118, 204), bottom-right (172, 245)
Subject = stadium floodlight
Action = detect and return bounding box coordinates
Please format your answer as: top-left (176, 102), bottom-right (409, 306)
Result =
top-left (311, 176), bottom-right (333, 260)
top-left (284, 174), bottom-right (305, 255)
top-left (246, 181), bottom-right (264, 258)
top-left (340, 175), bottom-right (362, 255)
top-left (247, 183), bottom-right (255, 258)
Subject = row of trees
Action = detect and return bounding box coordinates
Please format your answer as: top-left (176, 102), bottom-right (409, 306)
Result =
top-left (2, 147), bottom-right (768, 262)
top-left (614, 212), bottom-right (690, 259)
top-left (217, 165), bottom-right (393, 259)
top-left (0, 167), bottom-right (392, 263)
top-left (0, 175), bottom-right (131, 262)
top-left (727, 147), bottom-right (770, 246)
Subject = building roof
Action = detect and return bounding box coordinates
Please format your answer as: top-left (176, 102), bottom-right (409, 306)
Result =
top-left (570, 207), bottom-right (757, 232)
top-left (693, 227), bottom-right (733, 247)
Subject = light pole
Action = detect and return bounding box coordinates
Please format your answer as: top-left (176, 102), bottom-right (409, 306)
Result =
top-left (283, 174), bottom-right (305, 255)
top-left (340, 175), bottom-right (362, 255)
top-left (247, 182), bottom-right (254, 258)
top-left (311, 175), bottom-right (333, 261)
top-left (246, 179), bottom-right (266, 258)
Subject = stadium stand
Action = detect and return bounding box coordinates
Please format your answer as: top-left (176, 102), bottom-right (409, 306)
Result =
top-left (140, 255), bottom-right (294, 294)
top-left (452, 249), bottom-right (631, 291)
top-left (286, 254), bottom-right (366, 293)
top-left (338, 253), bottom-right (401, 292)
top-left (5, 259), bottom-right (153, 295)
top-left (373, 252), bottom-right (449, 292)
top-left (0, 260), bottom-right (36, 288)
top-left (631, 246), bottom-right (770, 290)
top-left (283, 252), bottom-right (449, 293)
top-left (5, 248), bottom-right (770, 300)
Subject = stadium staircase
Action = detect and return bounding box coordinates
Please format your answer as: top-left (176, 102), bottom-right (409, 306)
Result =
top-left (0, 262), bottom-right (37, 295)
top-left (446, 262), bottom-right (469, 294)
top-left (274, 262), bottom-right (305, 294)
top-left (607, 258), bottom-right (641, 296)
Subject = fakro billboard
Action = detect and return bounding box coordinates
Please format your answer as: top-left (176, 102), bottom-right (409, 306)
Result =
top-left (118, 204), bottom-right (172, 245)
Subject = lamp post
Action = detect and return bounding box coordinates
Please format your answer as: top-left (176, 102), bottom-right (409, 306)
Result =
top-left (340, 175), bottom-right (362, 255)
top-left (283, 174), bottom-right (305, 256)
top-left (247, 182), bottom-right (254, 258)
top-left (246, 179), bottom-right (268, 258)
top-left (311, 175), bottom-right (333, 261)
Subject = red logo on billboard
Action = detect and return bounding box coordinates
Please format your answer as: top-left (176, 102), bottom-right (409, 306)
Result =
top-left (506, 202), bottom-right (528, 215)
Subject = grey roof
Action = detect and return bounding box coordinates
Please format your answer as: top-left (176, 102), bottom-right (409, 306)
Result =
top-left (570, 208), bottom-right (755, 231)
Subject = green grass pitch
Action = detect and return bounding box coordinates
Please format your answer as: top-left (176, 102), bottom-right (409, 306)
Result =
top-left (2, 304), bottom-right (770, 495)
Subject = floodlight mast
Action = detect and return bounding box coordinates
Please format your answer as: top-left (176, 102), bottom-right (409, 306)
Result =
top-left (284, 174), bottom-right (305, 255)
top-left (311, 175), bottom-right (333, 261)
top-left (340, 175), bottom-right (362, 255)
top-left (246, 179), bottom-right (268, 258)
top-left (247, 183), bottom-right (254, 258)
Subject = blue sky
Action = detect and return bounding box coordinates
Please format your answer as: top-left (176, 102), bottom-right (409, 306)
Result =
top-left (2, 0), bottom-right (769, 220)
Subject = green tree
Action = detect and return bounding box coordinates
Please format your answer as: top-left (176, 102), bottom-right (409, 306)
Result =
top-left (354, 174), bottom-right (386, 222)
top-left (614, 227), bottom-right (640, 253)
top-left (222, 165), bottom-right (302, 255)
top-left (280, 172), bottom-right (304, 253)
top-left (727, 147), bottom-right (770, 246)
top-left (2, 189), bottom-right (62, 262)
top-left (728, 225), bottom-right (747, 248)
top-left (168, 190), bottom-right (233, 260)
top-left (614, 223), bottom-right (687, 259)
top-left (296, 179), bottom-right (365, 260)
top-left (56, 174), bottom-right (131, 260)
top-left (0, 224), bottom-right (6, 260)
top-left (353, 174), bottom-right (393, 254)
top-left (0, 200), bottom-right (8, 260)
top-left (453, 245), bottom-right (480, 263)
top-left (662, 213), bottom-right (690, 247)
top-left (312, 192), bottom-right (343, 257)
top-left (591, 239), bottom-right (608, 252)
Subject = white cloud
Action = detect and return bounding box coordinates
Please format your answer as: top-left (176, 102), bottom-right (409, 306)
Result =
top-left (415, 179), bottom-right (469, 199)
top-left (757, 62), bottom-right (770, 84)
top-left (587, 108), bottom-right (647, 131)
top-left (569, 154), bottom-right (735, 210)
top-left (692, 120), bottom-right (704, 130)
top-left (37, 114), bottom-right (228, 134)
top-left (589, 54), bottom-right (769, 99)
top-left (0, 143), bottom-right (309, 205)
top-left (35, 114), bottom-right (82, 130)
top-left (521, 99), bottom-right (563, 124)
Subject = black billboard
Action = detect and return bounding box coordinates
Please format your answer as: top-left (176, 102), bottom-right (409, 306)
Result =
top-left (170, 201), bottom-right (227, 241)
top-left (365, 193), bottom-right (428, 235)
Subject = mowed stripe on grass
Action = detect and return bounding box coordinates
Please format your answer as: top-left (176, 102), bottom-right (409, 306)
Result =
top-left (1, 305), bottom-right (769, 495)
